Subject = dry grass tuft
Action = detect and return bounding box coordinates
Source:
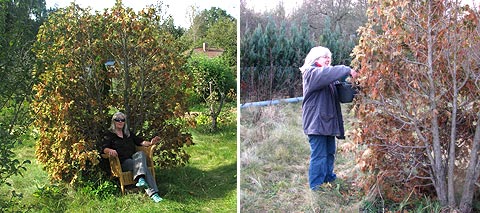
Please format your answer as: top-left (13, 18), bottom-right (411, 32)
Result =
top-left (240, 103), bottom-right (363, 212)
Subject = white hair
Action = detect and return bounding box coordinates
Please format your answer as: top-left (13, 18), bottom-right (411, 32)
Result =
top-left (299, 46), bottom-right (332, 73)
top-left (109, 111), bottom-right (130, 137)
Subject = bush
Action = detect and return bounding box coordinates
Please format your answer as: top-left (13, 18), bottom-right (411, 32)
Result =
top-left (186, 54), bottom-right (236, 131)
top-left (194, 103), bottom-right (236, 133)
top-left (0, 190), bottom-right (29, 213)
top-left (33, 3), bottom-right (192, 184)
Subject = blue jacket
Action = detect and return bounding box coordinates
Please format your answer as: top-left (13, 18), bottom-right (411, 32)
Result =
top-left (302, 65), bottom-right (351, 138)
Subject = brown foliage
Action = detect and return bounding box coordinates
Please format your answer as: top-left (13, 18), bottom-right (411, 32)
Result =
top-left (352, 0), bottom-right (480, 209)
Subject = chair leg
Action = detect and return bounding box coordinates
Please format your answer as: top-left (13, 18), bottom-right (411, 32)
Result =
top-left (119, 177), bottom-right (126, 195)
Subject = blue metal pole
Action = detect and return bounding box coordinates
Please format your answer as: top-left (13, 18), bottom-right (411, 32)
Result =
top-left (240, 97), bottom-right (304, 108)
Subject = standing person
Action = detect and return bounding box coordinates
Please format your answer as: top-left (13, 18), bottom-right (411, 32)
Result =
top-left (300, 46), bottom-right (358, 190)
top-left (100, 112), bottom-right (163, 202)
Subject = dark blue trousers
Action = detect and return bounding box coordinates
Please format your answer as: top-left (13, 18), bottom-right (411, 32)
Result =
top-left (308, 135), bottom-right (337, 190)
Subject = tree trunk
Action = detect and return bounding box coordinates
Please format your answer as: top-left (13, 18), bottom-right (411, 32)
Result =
top-left (122, 35), bottom-right (131, 125)
top-left (447, 45), bottom-right (459, 208)
top-left (289, 67), bottom-right (297, 98)
top-left (209, 95), bottom-right (224, 132)
top-left (207, 81), bottom-right (224, 132)
top-left (269, 55), bottom-right (275, 100)
top-left (250, 66), bottom-right (255, 101)
top-left (447, 88), bottom-right (458, 207)
top-left (426, 4), bottom-right (448, 204)
top-left (459, 112), bottom-right (480, 213)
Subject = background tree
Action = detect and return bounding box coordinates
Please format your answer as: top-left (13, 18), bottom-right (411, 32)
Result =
top-left (192, 7), bottom-right (233, 43)
top-left (205, 16), bottom-right (237, 67)
top-left (0, 0), bottom-right (46, 191)
top-left (292, 0), bottom-right (366, 41)
top-left (239, 0), bottom-right (270, 36)
top-left (160, 16), bottom-right (186, 40)
top-left (33, 1), bottom-right (192, 184)
top-left (183, 6), bottom-right (234, 49)
top-left (148, 1), bottom-right (186, 41)
top-left (186, 54), bottom-right (235, 131)
top-left (352, 0), bottom-right (480, 211)
top-left (240, 17), bottom-right (313, 102)
top-left (184, 4), bottom-right (200, 44)
top-left (240, 0), bottom-right (366, 102)
top-left (319, 16), bottom-right (356, 66)
top-left (288, 17), bottom-right (314, 97)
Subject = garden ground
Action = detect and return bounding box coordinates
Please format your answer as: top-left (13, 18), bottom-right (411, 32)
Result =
top-left (1, 106), bottom-right (237, 212)
top-left (240, 102), bottom-right (450, 212)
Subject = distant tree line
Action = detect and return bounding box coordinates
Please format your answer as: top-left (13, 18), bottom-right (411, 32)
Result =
top-left (183, 6), bottom-right (237, 68)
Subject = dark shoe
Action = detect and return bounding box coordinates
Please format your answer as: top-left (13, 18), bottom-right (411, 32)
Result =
top-left (136, 177), bottom-right (149, 189)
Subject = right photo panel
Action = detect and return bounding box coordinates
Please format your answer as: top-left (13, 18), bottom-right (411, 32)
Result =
top-left (239, 0), bottom-right (480, 212)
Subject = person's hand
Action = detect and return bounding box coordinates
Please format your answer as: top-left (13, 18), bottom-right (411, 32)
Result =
top-left (350, 69), bottom-right (358, 78)
top-left (151, 136), bottom-right (161, 145)
top-left (105, 148), bottom-right (118, 157)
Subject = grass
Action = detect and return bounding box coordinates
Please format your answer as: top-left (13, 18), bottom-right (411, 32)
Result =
top-left (240, 102), bottom-right (480, 212)
top-left (240, 102), bottom-right (363, 212)
top-left (0, 106), bottom-right (237, 212)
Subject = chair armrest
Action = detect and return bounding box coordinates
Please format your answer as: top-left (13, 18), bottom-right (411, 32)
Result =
top-left (101, 146), bottom-right (155, 178)
top-left (101, 152), bottom-right (122, 177)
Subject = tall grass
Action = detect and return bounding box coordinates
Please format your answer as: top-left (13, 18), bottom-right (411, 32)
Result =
top-left (240, 102), bottom-right (473, 212)
top-left (0, 106), bottom-right (237, 212)
top-left (240, 102), bottom-right (362, 212)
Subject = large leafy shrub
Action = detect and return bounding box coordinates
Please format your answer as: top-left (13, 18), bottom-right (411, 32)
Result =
top-left (33, 2), bottom-right (192, 184)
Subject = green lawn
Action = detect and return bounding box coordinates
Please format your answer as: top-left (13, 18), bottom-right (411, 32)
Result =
top-left (1, 108), bottom-right (237, 212)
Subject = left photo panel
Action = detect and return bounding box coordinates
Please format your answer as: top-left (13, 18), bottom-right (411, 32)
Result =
top-left (0, 0), bottom-right (238, 212)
